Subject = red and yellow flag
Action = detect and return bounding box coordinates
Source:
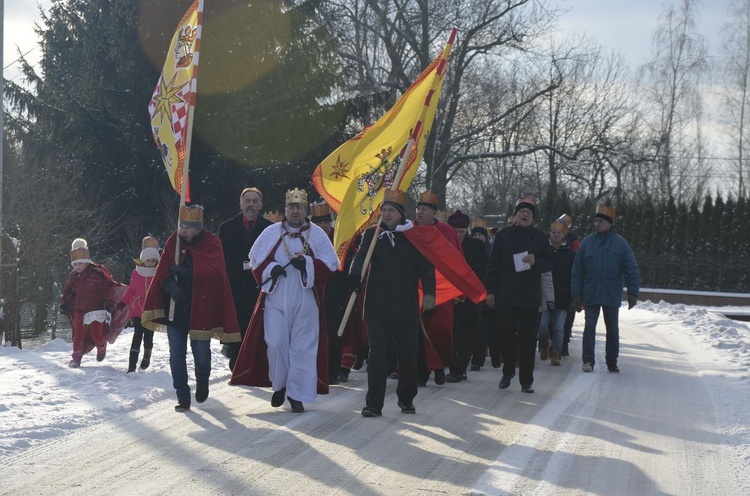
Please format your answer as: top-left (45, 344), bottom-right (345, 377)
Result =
top-left (313, 29), bottom-right (457, 266)
top-left (148, 0), bottom-right (204, 200)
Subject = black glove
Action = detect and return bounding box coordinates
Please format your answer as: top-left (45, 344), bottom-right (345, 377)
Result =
top-left (270, 264), bottom-right (287, 283)
top-left (571, 296), bottom-right (583, 313)
top-left (347, 274), bottom-right (362, 293)
top-left (59, 303), bottom-right (70, 315)
top-left (170, 264), bottom-right (192, 282)
top-left (627, 294), bottom-right (637, 310)
top-left (163, 279), bottom-right (186, 303)
top-left (290, 256), bottom-right (306, 272)
top-left (546, 301), bottom-right (555, 311)
top-left (105, 305), bottom-right (115, 315)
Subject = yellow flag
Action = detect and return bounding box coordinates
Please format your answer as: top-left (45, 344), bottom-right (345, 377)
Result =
top-left (148, 0), bottom-right (204, 200)
top-left (313, 29), bottom-right (457, 266)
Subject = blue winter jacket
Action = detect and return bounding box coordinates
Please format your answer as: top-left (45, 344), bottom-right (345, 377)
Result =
top-left (571, 229), bottom-right (640, 308)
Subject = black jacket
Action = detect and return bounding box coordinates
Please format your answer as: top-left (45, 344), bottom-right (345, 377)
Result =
top-left (218, 213), bottom-right (273, 330)
top-left (548, 242), bottom-right (575, 309)
top-left (486, 224), bottom-right (551, 308)
top-left (350, 224), bottom-right (436, 322)
top-left (455, 236), bottom-right (488, 321)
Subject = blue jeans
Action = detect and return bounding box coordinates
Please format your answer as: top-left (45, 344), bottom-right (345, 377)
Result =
top-left (538, 309), bottom-right (568, 353)
top-left (581, 305), bottom-right (619, 367)
top-left (167, 326), bottom-right (211, 405)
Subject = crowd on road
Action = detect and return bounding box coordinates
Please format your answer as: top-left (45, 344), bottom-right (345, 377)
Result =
top-left (60, 187), bottom-right (640, 416)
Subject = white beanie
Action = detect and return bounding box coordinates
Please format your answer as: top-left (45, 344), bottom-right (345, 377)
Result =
top-left (140, 247), bottom-right (160, 263)
top-left (70, 238), bottom-right (92, 265)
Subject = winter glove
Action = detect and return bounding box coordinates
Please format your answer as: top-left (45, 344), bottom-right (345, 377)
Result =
top-left (270, 264), bottom-right (287, 284)
top-left (163, 279), bottom-right (186, 303)
top-left (571, 296), bottom-right (583, 313)
top-left (105, 305), bottom-right (115, 315)
top-left (290, 256), bottom-right (306, 273)
top-left (546, 301), bottom-right (555, 311)
top-left (59, 303), bottom-right (70, 315)
top-left (347, 274), bottom-right (362, 293)
top-left (627, 294), bottom-right (637, 310)
top-left (170, 264), bottom-right (193, 282)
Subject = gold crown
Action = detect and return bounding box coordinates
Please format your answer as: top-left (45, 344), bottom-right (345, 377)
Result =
top-left (142, 236), bottom-right (159, 250)
top-left (264, 210), bottom-right (283, 223)
top-left (515, 196), bottom-right (538, 208)
top-left (473, 218), bottom-right (487, 228)
top-left (285, 188), bottom-right (308, 206)
top-left (179, 204), bottom-right (204, 225)
top-left (310, 201), bottom-right (332, 219)
top-left (70, 238), bottom-right (90, 263)
top-left (383, 188), bottom-right (406, 207)
top-left (556, 214), bottom-right (573, 228)
top-left (595, 204), bottom-right (616, 221)
top-left (417, 190), bottom-right (439, 207)
top-left (550, 221), bottom-right (568, 234)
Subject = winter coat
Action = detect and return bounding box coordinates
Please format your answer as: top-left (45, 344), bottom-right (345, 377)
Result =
top-left (120, 267), bottom-right (155, 319)
top-left (571, 229), bottom-right (640, 308)
top-left (455, 236), bottom-right (489, 322)
top-left (218, 212), bottom-right (273, 331)
top-left (548, 242), bottom-right (576, 309)
top-left (62, 264), bottom-right (117, 313)
top-left (486, 224), bottom-right (552, 308)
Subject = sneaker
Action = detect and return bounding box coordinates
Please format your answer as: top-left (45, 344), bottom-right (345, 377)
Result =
top-left (582, 362), bottom-right (593, 373)
top-left (445, 373), bottom-right (462, 383)
top-left (607, 363), bottom-right (620, 373)
top-left (434, 369), bottom-right (446, 385)
top-left (96, 347), bottom-right (106, 362)
top-left (288, 397), bottom-right (304, 413)
top-left (470, 364), bottom-right (481, 372)
top-left (174, 402), bottom-right (190, 412)
top-left (195, 386), bottom-right (209, 403)
top-left (521, 385), bottom-right (534, 393)
top-left (498, 375), bottom-right (513, 389)
top-left (68, 359), bottom-right (81, 368)
top-left (398, 401), bottom-right (416, 414)
top-left (271, 387), bottom-right (286, 407)
top-left (361, 406), bottom-right (382, 417)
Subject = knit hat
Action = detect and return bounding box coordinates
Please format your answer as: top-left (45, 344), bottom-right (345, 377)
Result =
top-left (382, 189), bottom-right (406, 218)
top-left (179, 204), bottom-right (204, 229)
top-left (514, 196), bottom-right (537, 216)
top-left (595, 204), bottom-right (616, 224)
top-left (310, 200), bottom-right (333, 223)
top-left (70, 238), bottom-right (91, 265)
top-left (447, 210), bottom-right (471, 228)
top-left (417, 190), bottom-right (438, 210)
top-left (139, 247), bottom-right (160, 263)
top-left (471, 226), bottom-right (489, 239)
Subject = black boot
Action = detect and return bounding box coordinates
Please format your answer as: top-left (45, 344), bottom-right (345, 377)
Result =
top-left (140, 348), bottom-right (152, 370)
top-left (127, 349), bottom-right (139, 374)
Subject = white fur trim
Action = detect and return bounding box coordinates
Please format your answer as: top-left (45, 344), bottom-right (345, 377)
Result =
top-left (395, 220), bottom-right (414, 232)
top-left (301, 255), bottom-right (315, 289)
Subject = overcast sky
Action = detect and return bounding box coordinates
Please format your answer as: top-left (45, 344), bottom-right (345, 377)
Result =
top-left (3, 0), bottom-right (734, 86)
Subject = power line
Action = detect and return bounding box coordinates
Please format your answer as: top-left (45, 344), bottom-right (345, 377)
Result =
top-left (3, 46), bottom-right (37, 71)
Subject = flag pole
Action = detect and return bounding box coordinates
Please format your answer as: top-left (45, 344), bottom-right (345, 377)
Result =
top-left (337, 28), bottom-right (457, 337)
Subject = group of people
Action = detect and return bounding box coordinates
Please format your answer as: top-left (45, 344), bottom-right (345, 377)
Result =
top-left (60, 186), bottom-right (640, 416)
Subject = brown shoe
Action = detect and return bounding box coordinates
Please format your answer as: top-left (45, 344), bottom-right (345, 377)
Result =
top-left (539, 340), bottom-right (550, 361)
top-left (550, 351), bottom-right (561, 366)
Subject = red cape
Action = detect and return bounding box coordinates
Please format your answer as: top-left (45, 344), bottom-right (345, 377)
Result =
top-left (230, 238), bottom-right (334, 394)
top-left (142, 231), bottom-right (240, 341)
top-left (404, 225), bottom-right (486, 305)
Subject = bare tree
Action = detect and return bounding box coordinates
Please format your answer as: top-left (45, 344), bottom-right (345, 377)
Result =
top-left (718, 0), bottom-right (750, 198)
top-left (636, 0), bottom-right (711, 203)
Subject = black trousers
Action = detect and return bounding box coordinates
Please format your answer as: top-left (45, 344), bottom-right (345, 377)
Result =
top-left (496, 305), bottom-right (538, 386)
top-left (366, 318), bottom-right (419, 411)
top-left (129, 317), bottom-right (154, 351)
top-left (450, 304), bottom-right (480, 374)
top-left (473, 310), bottom-right (500, 367)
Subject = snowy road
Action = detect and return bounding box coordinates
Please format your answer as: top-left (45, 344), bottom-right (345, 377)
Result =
top-left (1, 307), bottom-right (747, 495)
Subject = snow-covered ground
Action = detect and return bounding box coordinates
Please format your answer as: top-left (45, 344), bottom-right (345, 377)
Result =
top-left (0, 301), bottom-right (748, 495)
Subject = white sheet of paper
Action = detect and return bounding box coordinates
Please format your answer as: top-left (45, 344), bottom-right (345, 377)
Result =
top-left (514, 251), bottom-right (531, 272)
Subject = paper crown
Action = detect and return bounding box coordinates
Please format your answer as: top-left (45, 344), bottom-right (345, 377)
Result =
top-left (264, 210), bottom-right (283, 223)
top-left (550, 213), bottom-right (573, 234)
top-left (515, 196), bottom-right (537, 210)
top-left (141, 236), bottom-right (159, 250)
top-left (473, 218), bottom-right (487, 229)
top-left (383, 188), bottom-right (406, 207)
top-left (417, 190), bottom-right (439, 208)
top-left (70, 238), bottom-right (91, 264)
top-left (310, 201), bottom-right (332, 222)
top-left (286, 188), bottom-right (308, 206)
top-left (179, 205), bottom-right (204, 227)
top-left (595, 204), bottom-right (616, 223)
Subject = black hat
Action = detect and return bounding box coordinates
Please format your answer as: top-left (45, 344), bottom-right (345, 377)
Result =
top-left (471, 226), bottom-right (489, 239)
